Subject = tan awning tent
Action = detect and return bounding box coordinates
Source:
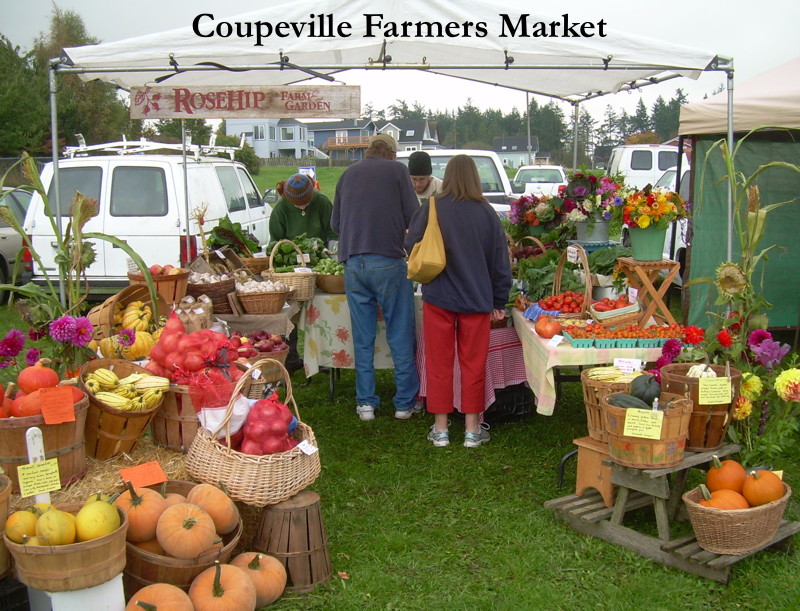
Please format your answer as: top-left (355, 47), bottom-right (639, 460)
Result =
top-left (680, 57), bottom-right (800, 134)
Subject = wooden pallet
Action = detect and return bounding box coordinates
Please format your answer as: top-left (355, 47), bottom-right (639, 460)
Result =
top-left (546, 485), bottom-right (800, 584)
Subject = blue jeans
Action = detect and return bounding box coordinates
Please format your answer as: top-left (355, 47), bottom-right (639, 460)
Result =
top-left (344, 254), bottom-right (419, 411)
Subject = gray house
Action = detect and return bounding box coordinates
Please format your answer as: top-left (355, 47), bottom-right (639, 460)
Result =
top-left (304, 119), bottom-right (376, 162)
top-left (492, 136), bottom-right (550, 168)
top-left (225, 118), bottom-right (318, 158)
top-left (373, 119), bottom-right (442, 152)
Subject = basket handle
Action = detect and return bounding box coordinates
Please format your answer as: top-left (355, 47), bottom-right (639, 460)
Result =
top-left (553, 243), bottom-right (591, 315)
top-left (515, 235), bottom-right (547, 255)
top-left (267, 239), bottom-right (305, 274)
top-left (210, 358), bottom-right (301, 444)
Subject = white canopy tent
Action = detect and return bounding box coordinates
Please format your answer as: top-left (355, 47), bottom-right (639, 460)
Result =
top-left (46, 0), bottom-right (733, 303)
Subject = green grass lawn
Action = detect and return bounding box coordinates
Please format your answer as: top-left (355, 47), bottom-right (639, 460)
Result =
top-left (2, 300), bottom-right (799, 609)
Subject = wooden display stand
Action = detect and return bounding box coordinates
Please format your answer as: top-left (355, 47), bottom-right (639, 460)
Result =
top-left (616, 257), bottom-right (680, 326)
top-left (574, 436), bottom-right (615, 508)
top-left (545, 444), bottom-right (800, 583)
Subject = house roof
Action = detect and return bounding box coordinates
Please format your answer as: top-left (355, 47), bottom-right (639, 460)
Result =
top-left (492, 135), bottom-right (539, 153)
top-left (374, 119), bottom-right (438, 144)
top-left (304, 119), bottom-right (375, 131)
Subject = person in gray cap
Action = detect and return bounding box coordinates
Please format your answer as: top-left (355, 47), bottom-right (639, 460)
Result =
top-left (407, 151), bottom-right (443, 204)
top-left (331, 133), bottom-right (422, 422)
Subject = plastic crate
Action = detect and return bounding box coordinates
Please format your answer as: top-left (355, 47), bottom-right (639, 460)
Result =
top-left (594, 338), bottom-right (617, 349)
top-left (637, 338), bottom-right (662, 348)
top-left (562, 330), bottom-right (594, 349)
top-left (615, 338), bottom-right (638, 348)
top-left (0, 576), bottom-right (29, 611)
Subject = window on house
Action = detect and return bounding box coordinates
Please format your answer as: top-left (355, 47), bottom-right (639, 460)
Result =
top-left (405, 130), bottom-right (414, 136)
top-left (405, 146), bottom-right (417, 151)
top-left (254, 125), bottom-right (265, 140)
top-left (335, 130), bottom-right (347, 144)
top-left (280, 127), bottom-right (294, 141)
top-left (269, 125), bottom-right (276, 140)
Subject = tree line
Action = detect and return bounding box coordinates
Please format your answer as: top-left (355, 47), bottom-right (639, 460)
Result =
top-left (1, 7), bottom-right (708, 166)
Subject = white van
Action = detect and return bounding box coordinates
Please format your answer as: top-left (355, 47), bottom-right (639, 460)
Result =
top-left (23, 139), bottom-right (269, 294)
top-left (395, 149), bottom-right (514, 214)
top-left (607, 144), bottom-right (690, 190)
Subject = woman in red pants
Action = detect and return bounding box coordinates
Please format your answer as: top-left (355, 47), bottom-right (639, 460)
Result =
top-left (405, 155), bottom-right (512, 447)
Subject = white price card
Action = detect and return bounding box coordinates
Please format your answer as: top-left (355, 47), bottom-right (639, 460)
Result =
top-left (548, 334), bottom-right (564, 347)
top-left (215, 249), bottom-right (225, 259)
top-left (251, 369), bottom-right (262, 379)
top-left (252, 252), bottom-right (267, 258)
top-left (614, 358), bottom-right (643, 373)
top-left (627, 286), bottom-right (639, 302)
top-left (566, 246), bottom-right (578, 263)
top-left (293, 267), bottom-right (314, 273)
top-left (298, 440), bottom-right (319, 455)
top-left (296, 253), bottom-right (311, 264)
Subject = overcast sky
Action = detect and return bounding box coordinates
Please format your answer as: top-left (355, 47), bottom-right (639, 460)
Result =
top-left (2, 0), bottom-right (799, 120)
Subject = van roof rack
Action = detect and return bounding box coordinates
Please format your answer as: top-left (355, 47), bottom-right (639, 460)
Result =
top-left (63, 133), bottom-right (246, 160)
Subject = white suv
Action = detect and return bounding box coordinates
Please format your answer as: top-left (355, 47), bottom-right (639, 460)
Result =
top-left (511, 165), bottom-right (567, 197)
top-left (23, 139), bottom-right (269, 294)
top-left (395, 149), bottom-right (513, 214)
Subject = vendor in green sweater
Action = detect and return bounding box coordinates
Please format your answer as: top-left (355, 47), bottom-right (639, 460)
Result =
top-left (269, 173), bottom-right (337, 243)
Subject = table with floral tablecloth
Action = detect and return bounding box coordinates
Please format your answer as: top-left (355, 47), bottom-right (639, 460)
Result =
top-left (300, 292), bottom-right (527, 407)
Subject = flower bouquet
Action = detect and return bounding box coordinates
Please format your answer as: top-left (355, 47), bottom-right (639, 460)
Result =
top-left (558, 171), bottom-right (626, 231)
top-left (618, 186), bottom-right (688, 230)
top-left (508, 193), bottom-right (564, 237)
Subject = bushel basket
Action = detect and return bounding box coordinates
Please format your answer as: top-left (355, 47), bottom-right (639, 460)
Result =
top-left (185, 358), bottom-right (321, 507)
top-left (263, 239), bottom-right (316, 301)
top-left (237, 289), bottom-right (291, 315)
top-left (683, 483), bottom-right (792, 555)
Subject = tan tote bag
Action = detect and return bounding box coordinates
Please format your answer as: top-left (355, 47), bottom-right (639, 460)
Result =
top-left (407, 196), bottom-right (446, 283)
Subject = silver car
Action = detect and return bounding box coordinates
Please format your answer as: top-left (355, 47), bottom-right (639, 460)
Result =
top-left (0, 186), bottom-right (32, 295)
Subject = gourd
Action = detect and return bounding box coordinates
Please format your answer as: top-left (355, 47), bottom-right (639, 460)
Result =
top-left (114, 482), bottom-right (168, 543)
top-left (607, 393), bottom-right (652, 410)
top-left (686, 363), bottom-right (717, 378)
top-left (17, 360), bottom-right (60, 394)
top-left (156, 502), bottom-right (218, 559)
top-left (630, 374), bottom-right (661, 405)
top-left (742, 470), bottom-right (785, 507)
top-left (697, 484), bottom-right (750, 510)
top-left (121, 331), bottom-right (156, 360)
top-left (230, 552), bottom-right (287, 608)
top-left (187, 483), bottom-right (240, 535)
top-left (124, 583), bottom-right (194, 611)
top-left (705, 455), bottom-right (747, 493)
top-left (189, 561), bottom-right (257, 611)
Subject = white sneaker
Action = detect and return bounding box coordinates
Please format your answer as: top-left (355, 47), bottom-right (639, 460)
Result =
top-left (427, 425), bottom-right (450, 447)
top-left (464, 423), bottom-right (491, 448)
top-left (356, 405), bottom-right (375, 421)
top-left (395, 400), bottom-right (424, 420)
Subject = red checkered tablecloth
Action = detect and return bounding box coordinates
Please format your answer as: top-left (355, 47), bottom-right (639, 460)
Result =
top-left (417, 325), bottom-right (528, 410)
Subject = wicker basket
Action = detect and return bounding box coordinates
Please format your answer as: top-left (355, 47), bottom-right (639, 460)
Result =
top-left (263, 239), bottom-right (317, 301)
top-left (79, 359), bottom-right (163, 460)
top-left (239, 255), bottom-right (271, 274)
top-left (315, 274), bottom-right (345, 294)
top-left (186, 278), bottom-right (235, 315)
top-left (185, 358), bottom-right (321, 507)
top-left (580, 368), bottom-right (635, 443)
top-left (237, 290), bottom-right (291, 315)
top-left (87, 285), bottom-right (169, 340)
top-left (683, 483), bottom-right (792, 555)
top-left (242, 347), bottom-right (289, 384)
top-left (127, 270), bottom-right (189, 304)
top-left (552, 243), bottom-right (591, 321)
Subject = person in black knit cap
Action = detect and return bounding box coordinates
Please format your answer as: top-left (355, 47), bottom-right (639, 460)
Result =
top-left (407, 151), bottom-right (443, 204)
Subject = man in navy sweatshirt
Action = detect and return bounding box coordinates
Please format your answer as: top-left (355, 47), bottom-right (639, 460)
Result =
top-left (331, 134), bottom-right (422, 422)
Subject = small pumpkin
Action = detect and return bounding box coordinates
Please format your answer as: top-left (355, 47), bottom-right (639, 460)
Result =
top-left (686, 363), bottom-right (717, 378)
top-left (697, 484), bottom-right (750, 510)
top-left (189, 561), bottom-right (257, 611)
top-left (125, 583), bottom-right (194, 611)
top-left (156, 502), bottom-right (218, 559)
top-left (705, 455), bottom-right (747, 493)
top-left (742, 469), bottom-right (785, 507)
top-left (133, 538), bottom-right (166, 556)
top-left (230, 552), bottom-right (287, 608)
top-left (17, 360), bottom-right (60, 394)
top-left (114, 481), bottom-right (168, 543)
top-left (187, 483), bottom-right (240, 535)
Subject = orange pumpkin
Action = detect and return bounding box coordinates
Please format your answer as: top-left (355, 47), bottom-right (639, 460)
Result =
top-left (189, 561), bottom-right (257, 611)
top-left (156, 482), bottom-right (188, 509)
top-left (156, 502), bottom-right (218, 559)
top-left (697, 484), bottom-right (750, 510)
top-left (133, 538), bottom-right (165, 556)
top-left (114, 482), bottom-right (168, 543)
top-left (187, 483), bottom-right (240, 535)
top-left (705, 455), bottom-right (747, 493)
top-left (125, 583), bottom-right (194, 611)
top-left (17, 360), bottom-right (60, 394)
top-left (742, 470), bottom-right (785, 507)
top-left (230, 552), bottom-right (287, 608)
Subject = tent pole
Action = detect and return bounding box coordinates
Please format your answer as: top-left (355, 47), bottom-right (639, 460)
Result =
top-left (526, 92), bottom-right (532, 164)
top-left (725, 65), bottom-right (734, 262)
top-left (49, 61), bottom-right (66, 307)
top-left (572, 103), bottom-right (579, 170)
top-left (181, 120), bottom-right (191, 266)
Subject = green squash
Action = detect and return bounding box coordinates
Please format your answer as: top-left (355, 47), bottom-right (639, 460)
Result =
top-left (630, 374), bottom-right (661, 405)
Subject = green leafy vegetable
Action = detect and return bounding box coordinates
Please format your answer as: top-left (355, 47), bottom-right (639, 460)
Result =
top-left (207, 216), bottom-right (260, 256)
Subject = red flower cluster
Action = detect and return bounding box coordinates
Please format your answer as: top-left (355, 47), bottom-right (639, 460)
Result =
top-left (682, 325), bottom-right (705, 345)
top-left (716, 329), bottom-right (734, 348)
